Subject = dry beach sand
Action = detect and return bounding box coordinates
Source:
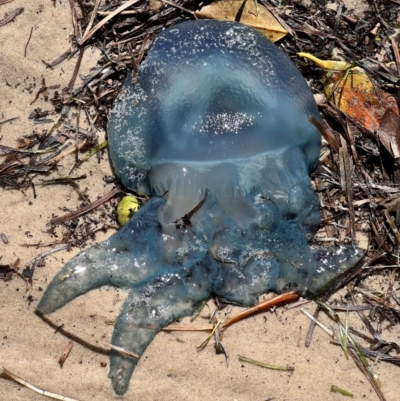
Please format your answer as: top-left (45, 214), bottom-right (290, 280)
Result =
top-left (1, 1), bottom-right (400, 401)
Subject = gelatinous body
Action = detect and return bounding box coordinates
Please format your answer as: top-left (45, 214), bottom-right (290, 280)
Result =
top-left (38, 20), bottom-right (363, 394)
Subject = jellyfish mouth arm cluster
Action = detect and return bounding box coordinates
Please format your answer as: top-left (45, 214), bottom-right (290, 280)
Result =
top-left (38, 193), bottom-right (364, 395)
top-left (37, 19), bottom-right (366, 395)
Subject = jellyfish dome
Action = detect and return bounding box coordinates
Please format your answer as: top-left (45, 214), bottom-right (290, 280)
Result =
top-left (39, 20), bottom-right (364, 396)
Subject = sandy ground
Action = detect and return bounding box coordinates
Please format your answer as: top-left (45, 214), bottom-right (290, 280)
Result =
top-left (1, 1), bottom-right (400, 401)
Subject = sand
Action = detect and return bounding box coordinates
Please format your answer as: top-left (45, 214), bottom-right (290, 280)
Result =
top-left (1, 1), bottom-right (399, 400)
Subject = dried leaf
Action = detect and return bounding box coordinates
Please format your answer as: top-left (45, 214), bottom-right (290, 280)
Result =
top-left (59, 341), bottom-right (74, 368)
top-left (299, 53), bottom-right (399, 131)
top-left (195, 0), bottom-right (287, 42)
top-left (377, 108), bottom-right (400, 159)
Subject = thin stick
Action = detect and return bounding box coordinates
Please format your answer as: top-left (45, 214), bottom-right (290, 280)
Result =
top-left (50, 187), bottom-right (121, 225)
top-left (24, 26), bottom-right (33, 57)
top-left (0, 116), bottom-right (19, 124)
top-left (222, 291), bottom-right (299, 330)
top-left (160, 0), bottom-right (196, 17)
top-left (68, 46), bottom-right (85, 91)
top-left (163, 325), bottom-right (212, 332)
top-left (197, 320), bottom-right (222, 350)
top-left (82, 0), bottom-right (101, 39)
top-left (0, 6), bottom-right (23, 28)
top-left (98, 10), bottom-right (139, 16)
top-left (68, 0), bottom-right (78, 39)
top-left (36, 313), bottom-right (139, 359)
top-left (348, 349), bottom-right (386, 401)
top-left (305, 305), bottom-right (320, 347)
top-left (301, 308), bottom-right (334, 337)
top-left (0, 366), bottom-right (82, 401)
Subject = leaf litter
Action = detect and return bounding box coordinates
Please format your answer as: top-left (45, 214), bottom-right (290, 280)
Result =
top-left (2, 0), bottom-right (400, 400)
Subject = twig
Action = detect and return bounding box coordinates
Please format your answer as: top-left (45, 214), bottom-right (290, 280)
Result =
top-left (82, 0), bottom-right (101, 39)
top-left (50, 187), bottom-right (121, 225)
top-left (259, 0), bottom-right (294, 36)
top-left (0, 6), bottom-right (23, 28)
top-left (24, 26), bottom-right (33, 57)
top-left (328, 2), bottom-right (343, 56)
top-left (78, 0), bottom-right (140, 46)
top-left (339, 134), bottom-right (356, 240)
top-left (159, 0), bottom-right (196, 17)
top-left (0, 116), bottom-right (19, 125)
top-left (197, 320), bottom-right (222, 350)
top-left (304, 305), bottom-right (320, 347)
top-left (35, 313), bottom-right (139, 359)
top-left (222, 291), bottom-right (299, 330)
top-left (68, 0), bottom-right (79, 39)
top-left (68, 46), bottom-right (85, 92)
top-left (391, 37), bottom-right (400, 74)
top-left (301, 308), bottom-right (334, 337)
top-left (348, 349), bottom-right (386, 401)
top-left (0, 366), bottom-right (82, 401)
top-left (47, 48), bottom-right (74, 68)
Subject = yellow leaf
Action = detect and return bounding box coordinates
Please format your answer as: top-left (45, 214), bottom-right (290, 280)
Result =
top-left (298, 53), bottom-right (399, 132)
top-left (195, 0), bottom-right (287, 42)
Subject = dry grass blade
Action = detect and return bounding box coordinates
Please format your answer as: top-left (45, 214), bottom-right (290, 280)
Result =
top-left (238, 355), bottom-right (294, 372)
top-left (304, 305), bottom-right (320, 347)
top-left (339, 134), bottom-right (355, 240)
top-left (82, 0), bottom-right (101, 38)
top-left (330, 385), bottom-right (354, 398)
top-left (35, 313), bottom-right (139, 359)
top-left (0, 6), bottom-right (23, 28)
top-left (348, 349), bottom-right (386, 401)
top-left (50, 187), bottom-right (121, 225)
top-left (162, 325), bottom-right (213, 332)
top-left (0, 366), bottom-right (82, 401)
top-left (78, 0), bottom-right (140, 46)
top-left (301, 308), bottom-right (334, 337)
top-left (313, 300), bottom-right (387, 400)
top-left (67, 46), bottom-right (85, 91)
top-left (390, 37), bottom-right (400, 75)
top-left (259, 0), bottom-right (294, 36)
top-left (160, 0), bottom-right (195, 16)
top-left (384, 210), bottom-right (400, 243)
top-left (197, 320), bottom-right (222, 351)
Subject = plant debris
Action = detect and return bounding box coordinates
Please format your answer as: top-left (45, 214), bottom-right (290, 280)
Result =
top-left (238, 355), bottom-right (294, 372)
top-left (58, 341), bottom-right (74, 368)
top-left (0, 6), bottom-right (23, 28)
top-left (0, 366), bottom-right (82, 401)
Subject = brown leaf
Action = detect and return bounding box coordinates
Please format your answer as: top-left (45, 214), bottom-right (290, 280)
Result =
top-left (299, 53), bottom-right (399, 132)
top-left (59, 341), bottom-right (74, 368)
top-left (324, 68), bottom-right (398, 132)
top-left (195, 0), bottom-right (287, 42)
top-left (377, 108), bottom-right (400, 159)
